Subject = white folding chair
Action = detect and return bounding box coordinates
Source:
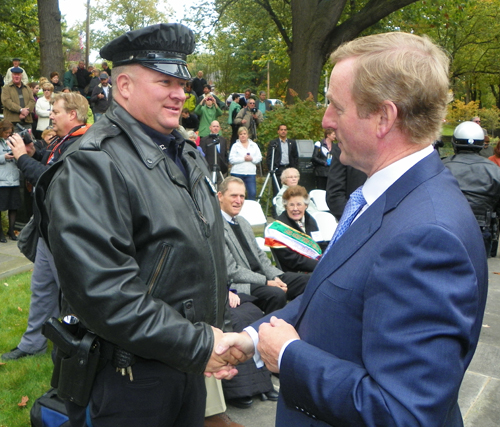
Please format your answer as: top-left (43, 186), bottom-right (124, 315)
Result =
top-left (239, 200), bottom-right (267, 232)
top-left (255, 236), bottom-right (270, 253)
top-left (309, 189), bottom-right (329, 212)
top-left (311, 211), bottom-right (338, 242)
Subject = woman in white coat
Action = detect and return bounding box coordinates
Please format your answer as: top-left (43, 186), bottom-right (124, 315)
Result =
top-left (229, 126), bottom-right (262, 200)
top-left (34, 82), bottom-right (54, 139)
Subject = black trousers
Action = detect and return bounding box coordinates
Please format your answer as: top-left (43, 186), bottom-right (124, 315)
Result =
top-left (251, 272), bottom-right (309, 315)
top-left (65, 358), bottom-right (206, 427)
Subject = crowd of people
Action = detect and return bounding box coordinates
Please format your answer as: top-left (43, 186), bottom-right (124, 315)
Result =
top-left (0, 22), bottom-right (497, 427)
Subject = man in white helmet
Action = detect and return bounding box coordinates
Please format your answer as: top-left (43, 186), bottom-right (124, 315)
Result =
top-left (443, 121), bottom-right (500, 256)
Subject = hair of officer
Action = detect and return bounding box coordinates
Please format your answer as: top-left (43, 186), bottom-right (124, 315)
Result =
top-left (331, 32), bottom-right (451, 145)
top-left (282, 185), bottom-right (310, 206)
top-left (51, 92), bottom-right (89, 124)
top-left (281, 167), bottom-right (300, 185)
top-left (219, 176), bottom-right (245, 195)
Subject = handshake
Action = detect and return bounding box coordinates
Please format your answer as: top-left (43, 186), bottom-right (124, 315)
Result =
top-left (205, 316), bottom-right (300, 380)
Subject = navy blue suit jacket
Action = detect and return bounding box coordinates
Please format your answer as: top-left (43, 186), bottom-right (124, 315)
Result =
top-left (252, 151), bottom-right (488, 426)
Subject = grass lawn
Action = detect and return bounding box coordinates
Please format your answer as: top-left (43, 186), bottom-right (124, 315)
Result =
top-left (0, 271), bottom-right (54, 427)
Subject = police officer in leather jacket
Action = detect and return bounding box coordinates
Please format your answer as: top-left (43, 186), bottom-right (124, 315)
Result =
top-left (443, 121), bottom-right (500, 257)
top-left (35, 24), bottom-right (237, 427)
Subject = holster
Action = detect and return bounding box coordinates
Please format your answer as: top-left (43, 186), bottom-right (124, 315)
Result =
top-left (42, 317), bottom-right (101, 407)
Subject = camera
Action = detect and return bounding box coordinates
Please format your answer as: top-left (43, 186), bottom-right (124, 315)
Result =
top-left (209, 134), bottom-right (220, 144)
top-left (15, 123), bottom-right (33, 145)
top-left (250, 107), bottom-right (258, 114)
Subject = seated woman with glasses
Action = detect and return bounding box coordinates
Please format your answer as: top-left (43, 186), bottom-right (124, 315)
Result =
top-left (274, 167), bottom-right (318, 216)
top-left (266, 185), bottom-right (327, 273)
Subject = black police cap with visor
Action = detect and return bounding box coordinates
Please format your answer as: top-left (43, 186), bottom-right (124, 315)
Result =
top-left (99, 23), bottom-right (195, 81)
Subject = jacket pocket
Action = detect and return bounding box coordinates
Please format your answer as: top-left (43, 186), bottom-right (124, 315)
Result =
top-left (146, 243), bottom-right (172, 296)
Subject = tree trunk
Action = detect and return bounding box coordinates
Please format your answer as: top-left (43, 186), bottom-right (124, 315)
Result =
top-left (286, 0), bottom-right (419, 103)
top-left (37, 0), bottom-right (65, 79)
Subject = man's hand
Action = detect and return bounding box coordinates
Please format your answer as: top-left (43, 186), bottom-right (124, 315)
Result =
top-left (205, 327), bottom-right (239, 379)
top-left (267, 277), bottom-right (287, 292)
top-left (7, 134), bottom-right (28, 160)
top-left (228, 291), bottom-right (240, 308)
top-left (258, 316), bottom-right (300, 373)
top-left (205, 331), bottom-right (255, 379)
top-left (19, 107), bottom-right (29, 118)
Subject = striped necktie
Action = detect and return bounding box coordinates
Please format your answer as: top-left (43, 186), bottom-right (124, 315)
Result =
top-left (324, 186), bottom-right (366, 254)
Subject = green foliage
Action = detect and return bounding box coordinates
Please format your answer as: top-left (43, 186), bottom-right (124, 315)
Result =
top-left (479, 106), bottom-right (500, 135)
top-left (445, 100), bottom-right (500, 134)
top-left (446, 100), bottom-right (481, 126)
top-left (256, 92), bottom-right (325, 171)
top-left (90, 0), bottom-right (172, 59)
top-left (186, 0), bottom-right (289, 98)
top-left (0, 0), bottom-right (40, 79)
top-left (0, 271), bottom-right (54, 427)
top-left (384, 0), bottom-right (500, 107)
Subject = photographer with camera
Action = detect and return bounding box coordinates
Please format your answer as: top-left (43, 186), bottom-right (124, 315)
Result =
top-left (199, 121), bottom-right (228, 184)
top-left (233, 98), bottom-right (263, 141)
top-left (2, 92), bottom-right (91, 362)
top-left (1, 67), bottom-right (36, 130)
top-left (0, 120), bottom-right (21, 243)
top-left (194, 94), bottom-right (222, 137)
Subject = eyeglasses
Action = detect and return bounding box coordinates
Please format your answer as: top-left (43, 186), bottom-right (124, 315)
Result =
top-left (287, 202), bottom-right (305, 208)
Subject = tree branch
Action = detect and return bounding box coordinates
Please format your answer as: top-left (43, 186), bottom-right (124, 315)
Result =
top-left (253, 0), bottom-right (292, 50)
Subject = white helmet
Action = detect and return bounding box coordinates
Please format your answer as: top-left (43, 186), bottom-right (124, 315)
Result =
top-left (452, 121), bottom-right (484, 151)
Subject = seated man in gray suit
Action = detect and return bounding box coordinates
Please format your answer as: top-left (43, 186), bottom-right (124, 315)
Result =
top-left (218, 177), bottom-right (309, 314)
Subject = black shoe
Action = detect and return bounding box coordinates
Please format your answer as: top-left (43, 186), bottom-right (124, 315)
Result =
top-left (8, 232), bottom-right (17, 241)
top-left (260, 390), bottom-right (279, 401)
top-left (226, 397), bottom-right (253, 409)
top-left (1, 347), bottom-right (44, 361)
top-left (0, 236), bottom-right (6, 243)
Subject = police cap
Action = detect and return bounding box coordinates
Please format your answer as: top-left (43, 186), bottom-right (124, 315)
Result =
top-left (100, 23), bottom-right (195, 81)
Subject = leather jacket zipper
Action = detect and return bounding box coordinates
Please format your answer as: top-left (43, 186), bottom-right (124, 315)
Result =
top-left (191, 175), bottom-right (210, 237)
top-left (147, 244), bottom-right (171, 295)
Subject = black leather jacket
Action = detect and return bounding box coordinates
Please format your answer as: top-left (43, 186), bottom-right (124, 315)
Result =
top-left (36, 101), bottom-right (228, 375)
top-left (443, 152), bottom-right (500, 227)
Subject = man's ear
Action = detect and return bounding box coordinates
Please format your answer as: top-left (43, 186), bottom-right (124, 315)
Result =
top-left (376, 100), bottom-right (398, 139)
top-left (115, 73), bottom-right (133, 100)
top-left (69, 109), bottom-right (78, 122)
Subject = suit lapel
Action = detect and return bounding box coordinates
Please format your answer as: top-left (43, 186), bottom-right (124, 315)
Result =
top-left (295, 150), bottom-right (445, 321)
top-left (224, 219), bottom-right (252, 269)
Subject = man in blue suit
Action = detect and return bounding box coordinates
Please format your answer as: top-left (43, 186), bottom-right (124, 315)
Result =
top-left (212, 32), bottom-right (488, 426)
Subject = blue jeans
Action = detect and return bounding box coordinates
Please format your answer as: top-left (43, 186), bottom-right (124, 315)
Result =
top-left (231, 173), bottom-right (257, 200)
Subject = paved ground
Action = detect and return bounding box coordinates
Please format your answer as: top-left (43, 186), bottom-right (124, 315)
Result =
top-left (1, 239), bottom-right (499, 426)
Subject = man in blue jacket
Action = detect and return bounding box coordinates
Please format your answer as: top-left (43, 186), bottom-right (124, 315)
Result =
top-left (215, 32), bottom-right (488, 427)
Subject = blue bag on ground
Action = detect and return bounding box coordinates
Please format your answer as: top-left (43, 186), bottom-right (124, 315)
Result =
top-left (30, 388), bottom-right (70, 427)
